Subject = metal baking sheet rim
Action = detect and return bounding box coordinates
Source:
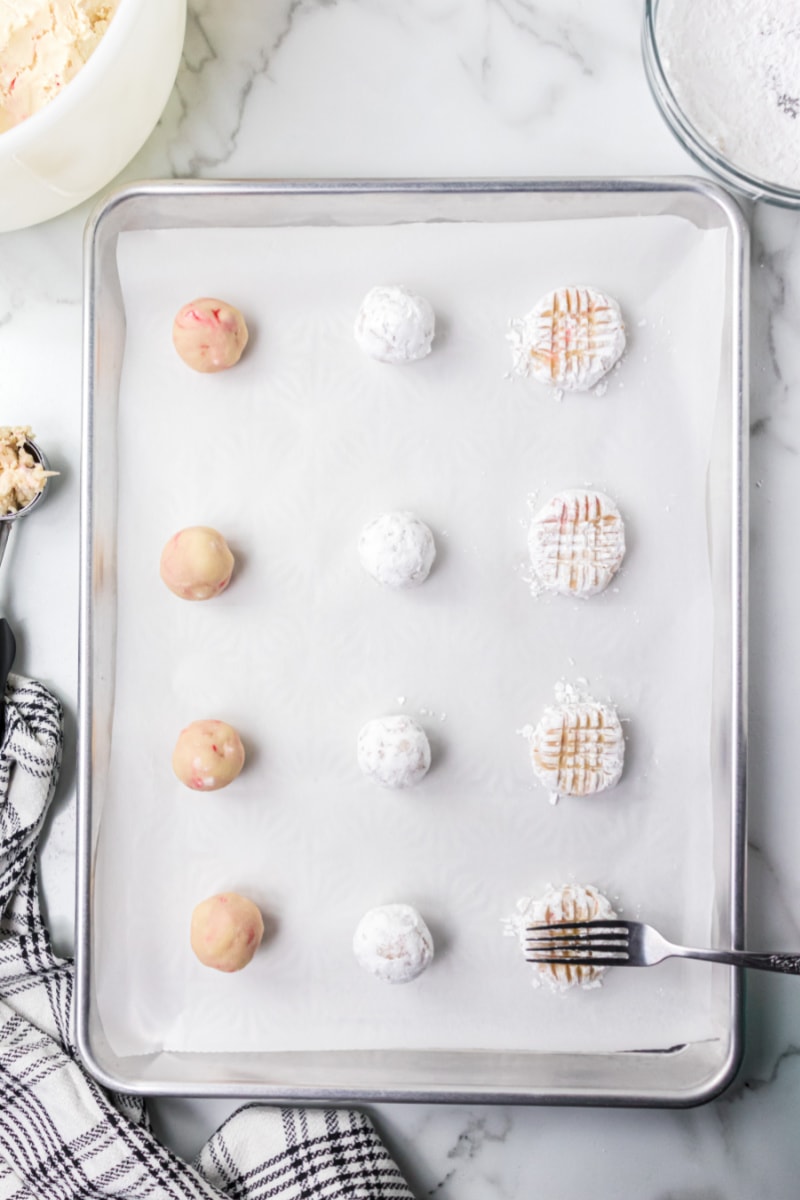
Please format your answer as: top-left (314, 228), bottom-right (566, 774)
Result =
top-left (76, 176), bottom-right (748, 1107)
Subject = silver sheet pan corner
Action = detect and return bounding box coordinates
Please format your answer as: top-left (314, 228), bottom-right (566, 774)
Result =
top-left (77, 177), bottom-right (748, 1106)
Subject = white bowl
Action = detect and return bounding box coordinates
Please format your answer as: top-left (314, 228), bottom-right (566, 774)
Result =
top-left (0, 0), bottom-right (186, 233)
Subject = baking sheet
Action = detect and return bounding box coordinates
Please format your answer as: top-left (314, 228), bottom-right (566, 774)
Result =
top-left (95, 213), bottom-right (727, 1057)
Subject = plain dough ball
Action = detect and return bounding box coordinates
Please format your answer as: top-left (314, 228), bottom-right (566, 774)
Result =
top-left (160, 526), bottom-right (234, 601)
top-left (358, 511), bottom-right (436, 588)
top-left (173, 719), bottom-right (245, 791)
top-left (172, 297), bottom-right (249, 372)
top-left (357, 715), bottom-right (431, 789)
top-left (191, 892), bottom-right (264, 972)
top-left (354, 284), bottom-right (435, 364)
top-left (353, 903), bottom-right (434, 983)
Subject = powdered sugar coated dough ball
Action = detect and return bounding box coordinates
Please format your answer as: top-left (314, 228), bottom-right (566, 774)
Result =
top-left (357, 715), bottom-right (431, 789)
top-left (191, 892), bottom-right (264, 972)
top-left (359, 511), bottom-right (436, 588)
top-left (353, 903), bottom-right (434, 983)
top-left (354, 285), bottom-right (435, 364)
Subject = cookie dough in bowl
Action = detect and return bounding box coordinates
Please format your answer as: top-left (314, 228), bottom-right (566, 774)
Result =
top-left (0, 0), bottom-right (186, 232)
top-left (190, 892), bottom-right (264, 972)
top-left (160, 526), bottom-right (234, 601)
top-left (172, 297), bottom-right (249, 373)
top-left (354, 284), bottom-right (435, 364)
top-left (358, 511), bottom-right (436, 589)
top-left (173, 719), bottom-right (245, 792)
top-left (357, 715), bottom-right (431, 789)
top-left (0, 1), bottom-right (120, 134)
top-left (353, 903), bottom-right (434, 983)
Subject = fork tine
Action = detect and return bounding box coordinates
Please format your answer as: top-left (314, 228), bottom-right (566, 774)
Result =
top-left (524, 918), bottom-right (632, 967)
top-left (528, 920), bottom-right (630, 934)
top-left (525, 926), bottom-right (633, 936)
top-left (525, 954), bottom-right (630, 967)
top-left (526, 931), bottom-right (629, 946)
top-left (525, 936), bottom-right (633, 945)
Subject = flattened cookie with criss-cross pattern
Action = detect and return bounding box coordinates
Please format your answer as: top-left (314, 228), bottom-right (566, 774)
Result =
top-left (514, 882), bottom-right (617, 991)
top-left (509, 285), bottom-right (626, 391)
top-left (530, 697), bottom-right (625, 798)
top-left (528, 489), bottom-right (626, 599)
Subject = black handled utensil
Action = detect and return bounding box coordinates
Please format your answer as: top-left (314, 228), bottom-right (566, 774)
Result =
top-left (0, 618), bottom-right (15, 748)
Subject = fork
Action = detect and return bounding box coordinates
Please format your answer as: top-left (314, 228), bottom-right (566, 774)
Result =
top-left (525, 919), bottom-right (800, 975)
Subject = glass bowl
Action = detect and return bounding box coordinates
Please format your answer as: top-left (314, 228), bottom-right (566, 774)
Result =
top-left (642, 0), bottom-right (800, 208)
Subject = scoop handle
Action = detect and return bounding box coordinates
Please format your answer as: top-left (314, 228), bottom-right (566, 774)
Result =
top-left (0, 524), bottom-right (10, 571)
top-left (0, 618), bottom-right (16, 748)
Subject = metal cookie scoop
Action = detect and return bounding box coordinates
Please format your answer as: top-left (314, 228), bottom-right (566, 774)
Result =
top-left (0, 437), bottom-right (51, 747)
top-left (0, 438), bottom-right (51, 571)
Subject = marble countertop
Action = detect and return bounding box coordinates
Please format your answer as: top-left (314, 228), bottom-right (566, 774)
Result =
top-left (3, 0), bottom-right (799, 1194)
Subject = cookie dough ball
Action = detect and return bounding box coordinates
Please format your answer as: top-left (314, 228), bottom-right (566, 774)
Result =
top-left (191, 892), bottom-right (264, 972)
top-left (160, 526), bottom-right (234, 601)
top-left (173, 719), bottom-right (245, 791)
top-left (353, 903), bottom-right (434, 983)
top-left (354, 284), bottom-right (435, 364)
top-left (173, 297), bottom-right (249, 373)
top-left (357, 715), bottom-right (431, 789)
top-left (359, 511), bottom-right (436, 589)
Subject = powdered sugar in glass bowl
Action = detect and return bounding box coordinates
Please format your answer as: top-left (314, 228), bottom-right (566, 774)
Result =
top-left (643, 0), bottom-right (800, 207)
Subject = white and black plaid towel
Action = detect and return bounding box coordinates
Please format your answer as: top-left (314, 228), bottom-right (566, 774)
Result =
top-left (0, 674), bottom-right (415, 1200)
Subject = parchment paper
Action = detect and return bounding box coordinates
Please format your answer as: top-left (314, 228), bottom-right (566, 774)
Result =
top-left (95, 214), bottom-right (729, 1056)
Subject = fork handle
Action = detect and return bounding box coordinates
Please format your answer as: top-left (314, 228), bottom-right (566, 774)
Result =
top-left (680, 949), bottom-right (800, 974)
